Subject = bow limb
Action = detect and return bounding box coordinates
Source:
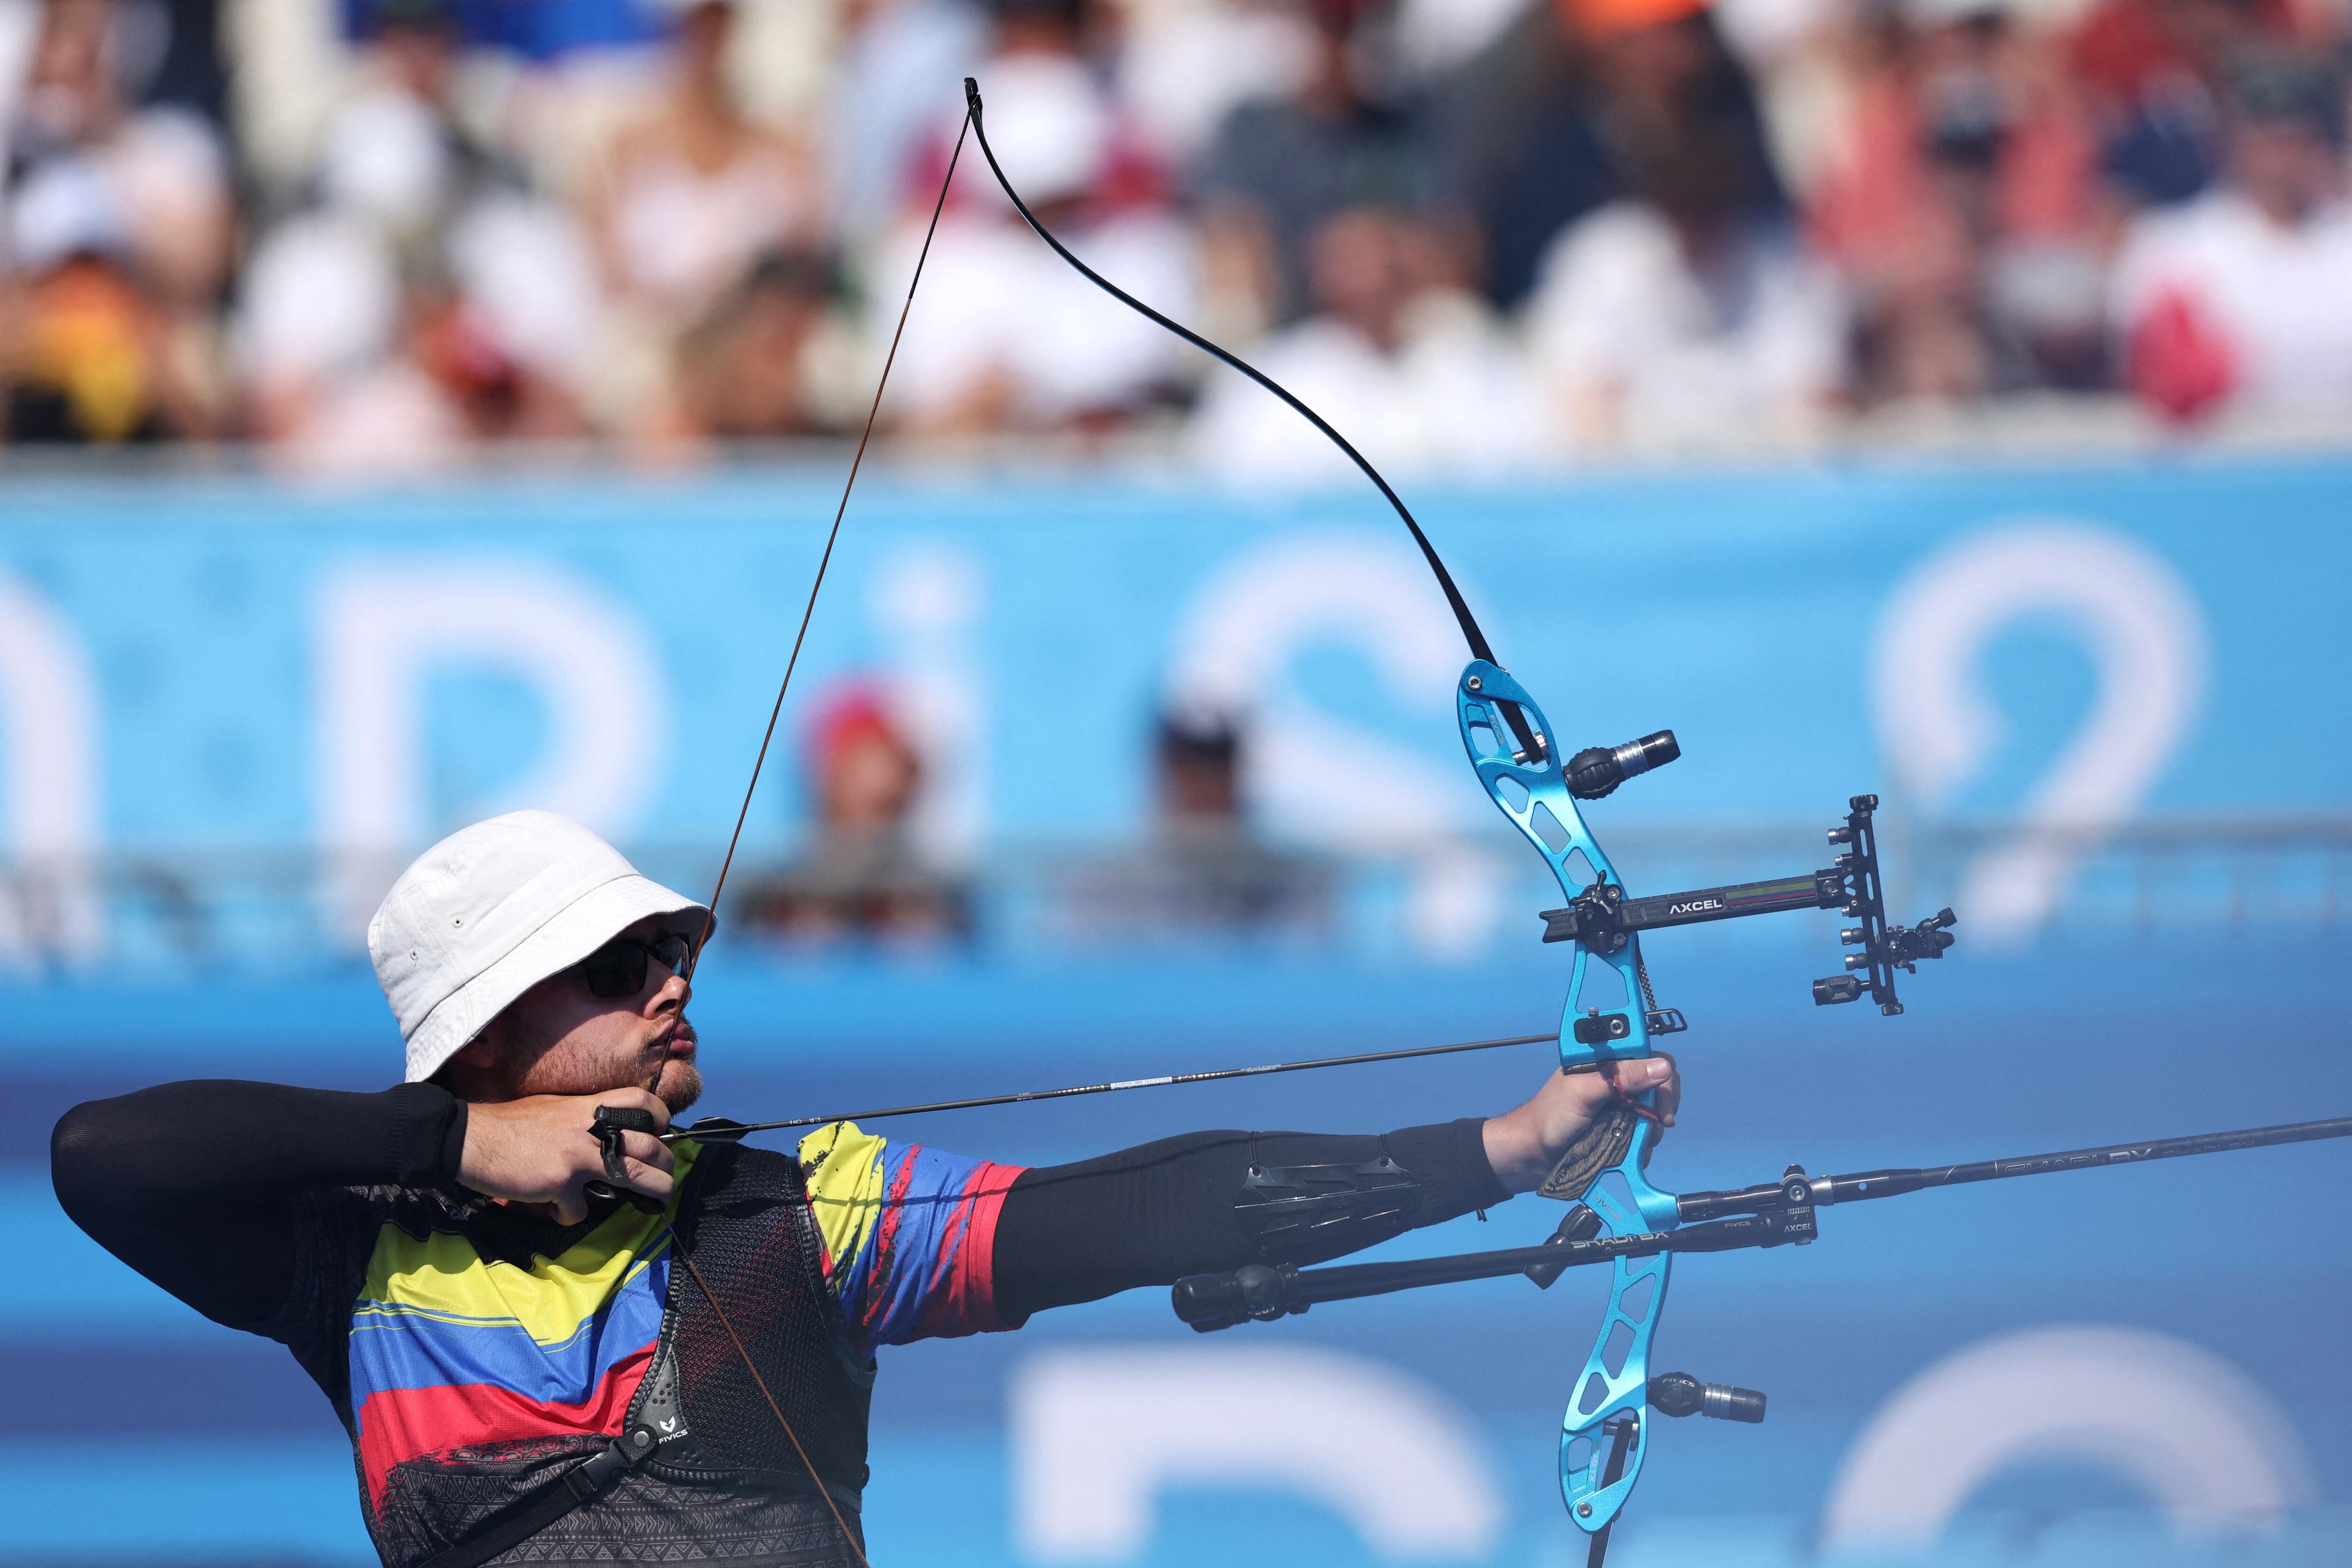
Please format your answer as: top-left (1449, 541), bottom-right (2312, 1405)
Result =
top-left (955, 76), bottom-right (1549, 763)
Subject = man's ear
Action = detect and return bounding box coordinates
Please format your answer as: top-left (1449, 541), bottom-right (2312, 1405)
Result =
top-left (446, 1024), bottom-right (505, 1074)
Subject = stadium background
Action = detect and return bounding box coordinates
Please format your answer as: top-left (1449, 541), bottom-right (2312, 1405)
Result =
top-left (2, 461), bottom-right (2346, 1566)
top-left (8, 0), bottom-right (2352, 1550)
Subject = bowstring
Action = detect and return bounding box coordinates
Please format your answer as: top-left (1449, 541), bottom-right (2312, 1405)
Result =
top-left (666, 103), bottom-right (974, 1568)
top-left (684, 109), bottom-right (973, 982)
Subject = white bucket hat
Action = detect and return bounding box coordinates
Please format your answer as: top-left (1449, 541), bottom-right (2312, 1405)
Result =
top-left (369, 810), bottom-right (711, 1083)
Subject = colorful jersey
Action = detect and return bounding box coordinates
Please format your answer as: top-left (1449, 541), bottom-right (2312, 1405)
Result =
top-left (795, 1121), bottom-right (1025, 1355)
top-left (341, 1124), bottom-right (1023, 1508)
top-left (345, 1144), bottom-right (699, 1505)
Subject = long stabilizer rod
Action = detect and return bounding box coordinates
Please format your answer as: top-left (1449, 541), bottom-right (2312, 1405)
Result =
top-left (1678, 1112), bottom-right (2352, 1220)
top-left (1172, 1112), bottom-right (2352, 1327)
top-left (670, 1029), bottom-right (1557, 1144)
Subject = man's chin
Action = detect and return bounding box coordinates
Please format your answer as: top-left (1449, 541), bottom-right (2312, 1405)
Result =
top-left (657, 1061), bottom-right (704, 1117)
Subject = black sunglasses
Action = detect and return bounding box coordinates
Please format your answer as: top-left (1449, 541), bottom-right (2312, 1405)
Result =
top-left (582, 932), bottom-right (694, 999)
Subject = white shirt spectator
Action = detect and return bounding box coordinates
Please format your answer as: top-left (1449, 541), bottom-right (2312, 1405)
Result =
top-left (1116, 0), bottom-right (1317, 167)
top-left (1525, 201), bottom-right (1843, 454)
top-left (5, 104), bottom-right (229, 297)
top-left (877, 49), bottom-right (1195, 431)
top-left (448, 194), bottom-right (605, 392)
top-left (1189, 290), bottom-right (1544, 484)
top-left (881, 208), bottom-right (1200, 429)
top-left (2110, 189), bottom-right (2352, 411)
top-left (237, 211), bottom-right (401, 392)
top-left (603, 133), bottom-right (815, 321)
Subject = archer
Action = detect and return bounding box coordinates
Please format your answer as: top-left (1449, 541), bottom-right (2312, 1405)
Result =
top-left (52, 807), bottom-right (1679, 1568)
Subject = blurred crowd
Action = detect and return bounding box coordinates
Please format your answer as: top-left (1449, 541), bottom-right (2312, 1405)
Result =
top-left (734, 681), bottom-right (1329, 950)
top-left (3, 0), bottom-right (2350, 468)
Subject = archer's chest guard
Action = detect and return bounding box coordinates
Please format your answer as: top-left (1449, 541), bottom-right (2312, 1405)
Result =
top-left (364, 1146), bottom-right (874, 1568)
top-left (642, 1144), bottom-right (877, 1491)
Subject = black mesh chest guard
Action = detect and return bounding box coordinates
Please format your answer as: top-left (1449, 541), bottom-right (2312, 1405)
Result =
top-left (648, 1142), bottom-right (877, 1495)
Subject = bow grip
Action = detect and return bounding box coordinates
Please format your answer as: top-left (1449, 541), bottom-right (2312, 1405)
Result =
top-left (588, 1106), bottom-right (665, 1214)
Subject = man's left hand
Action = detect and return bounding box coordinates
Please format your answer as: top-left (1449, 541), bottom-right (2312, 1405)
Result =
top-left (1482, 1055), bottom-right (1679, 1195)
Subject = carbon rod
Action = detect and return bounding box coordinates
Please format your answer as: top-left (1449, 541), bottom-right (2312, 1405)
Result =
top-left (1268, 1234), bottom-right (1666, 1301)
top-left (1176, 1113), bottom-right (2352, 1321)
top-left (1678, 1113), bottom-right (2352, 1219)
top-left (1910, 1113), bottom-right (2352, 1189)
top-left (670, 1030), bottom-right (1557, 1143)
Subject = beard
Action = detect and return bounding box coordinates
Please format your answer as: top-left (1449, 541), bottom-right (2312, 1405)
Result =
top-left (655, 1058), bottom-right (704, 1116)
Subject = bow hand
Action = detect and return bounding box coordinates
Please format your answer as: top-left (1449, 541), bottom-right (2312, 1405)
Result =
top-left (1484, 1058), bottom-right (1677, 1195)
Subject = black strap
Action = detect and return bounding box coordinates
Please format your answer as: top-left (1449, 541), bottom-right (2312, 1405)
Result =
top-left (413, 1426), bottom-right (660, 1568)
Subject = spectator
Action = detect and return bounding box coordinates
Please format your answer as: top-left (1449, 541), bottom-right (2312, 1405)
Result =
top-left (875, 0), bottom-right (1195, 435)
top-left (1059, 707), bottom-right (1335, 944)
top-left (2110, 48), bottom-right (2352, 421)
top-left (830, 0), bottom-right (989, 247)
top-left (567, 0), bottom-right (830, 446)
top-left (1192, 0), bottom-right (1429, 331)
top-left (1810, 0), bottom-right (2106, 400)
top-left (585, 0), bottom-right (825, 330)
top-left (2069, 0), bottom-right (2294, 210)
top-left (235, 0), bottom-right (599, 466)
top-left (1522, 0), bottom-right (1841, 450)
top-left (672, 250), bottom-right (858, 439)
top-left (1437, 0), bottom-right (1785, 309)
top-left (1190, 202), bottom-right (1541, 478)
top-left (737, 685), bottom-right (969, 945)
top-left (1116, 0), bottom-right (1319, 175)
top-left (1, 0), bottom-right (232, 440)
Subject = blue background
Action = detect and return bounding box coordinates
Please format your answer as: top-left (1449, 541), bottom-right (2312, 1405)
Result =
top-left (2, 457), bottom-right (2346, 1565)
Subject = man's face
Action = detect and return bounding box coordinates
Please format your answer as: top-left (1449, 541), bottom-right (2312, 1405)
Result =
top-left (458, 914), bottom-right (704, 1113)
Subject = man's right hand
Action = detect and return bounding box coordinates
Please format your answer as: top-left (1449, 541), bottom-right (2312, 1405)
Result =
top-left (459, 1089), bottom-right (675, 1226)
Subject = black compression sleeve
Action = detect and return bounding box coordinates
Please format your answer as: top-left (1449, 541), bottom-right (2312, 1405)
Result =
top-left (51, 1080), bottom-right (468, 1330)
top-left (991, 1118), bottom-right (1504, 1325)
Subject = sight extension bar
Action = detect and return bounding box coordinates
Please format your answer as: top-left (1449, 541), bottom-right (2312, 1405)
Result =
top-left (1539, 793), bottom-right (1955, 1027)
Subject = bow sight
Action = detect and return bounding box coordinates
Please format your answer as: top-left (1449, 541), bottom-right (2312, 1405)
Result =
top-left (1533, 769), bottom-right (1959, 1028)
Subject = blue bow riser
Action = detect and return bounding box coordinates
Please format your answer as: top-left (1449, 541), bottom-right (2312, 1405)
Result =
top-left (1454, 660), bottom-right (1682, 1535)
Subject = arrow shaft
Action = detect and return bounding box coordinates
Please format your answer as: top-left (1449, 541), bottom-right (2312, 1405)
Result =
top-left (669, 1029), bottom-right (1556, 1142)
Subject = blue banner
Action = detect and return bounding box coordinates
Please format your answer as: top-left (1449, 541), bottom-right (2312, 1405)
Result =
top-left (0, 457), bottom-right (2344, 971)
top-left (5, 459), bottom-right (2348, 1567)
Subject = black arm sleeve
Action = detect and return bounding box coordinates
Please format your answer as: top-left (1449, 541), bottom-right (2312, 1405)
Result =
top-left (992, 1118), bottom-right (1505, 1325)
top-left (50, 1080), bottom-right (469, 1331)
